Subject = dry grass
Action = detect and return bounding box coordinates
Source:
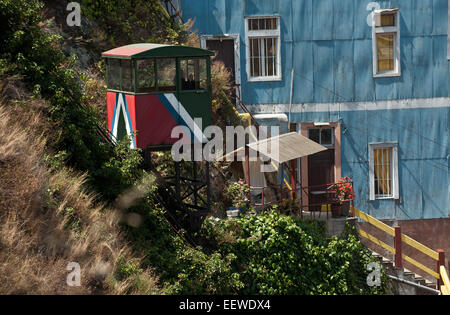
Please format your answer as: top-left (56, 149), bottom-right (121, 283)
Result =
top-left (211, 62), bottom-right (232, 98)
top-left (0, 86), bottom-right (160, 294)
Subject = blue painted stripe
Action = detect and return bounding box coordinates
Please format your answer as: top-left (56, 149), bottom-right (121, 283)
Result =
top-left (110, 93), bottom-right (120, 140)
top-left (157, 94), bottom-right (196, 142)
top-left (121, 94), bottom-right (137, 149)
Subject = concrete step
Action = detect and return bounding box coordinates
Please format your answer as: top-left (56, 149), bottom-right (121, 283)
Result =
top-left (369, 249), bottom-right (439, 295)
top-left (414, 277), bottom-right (427, 286)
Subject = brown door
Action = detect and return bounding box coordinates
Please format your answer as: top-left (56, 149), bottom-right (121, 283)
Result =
top-left (205, 39), bottom-right (236, 85)
top-left (308, 149), bottom-right (335, 211)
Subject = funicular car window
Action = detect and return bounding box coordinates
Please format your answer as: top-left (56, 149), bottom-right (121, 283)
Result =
top-left (107, 59), bottom-right (121, 90)
top-left (121, 59), bottom-right (133, 92)
top-left (157, 58), bottom-right (176, 92)
top-left (137, 59), bottom-right (156, 93)
top-left (180, 58), bottom-right (207, 91)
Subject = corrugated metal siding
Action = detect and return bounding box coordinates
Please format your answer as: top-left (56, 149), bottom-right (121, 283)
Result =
top-left (182, 0), bottom-right (450, 104)
top-left (338, 107), bottom-right (449, 220)
top-left (181, 0), bottom-right (450, 221)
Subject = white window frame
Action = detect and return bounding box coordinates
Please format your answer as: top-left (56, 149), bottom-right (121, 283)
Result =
top-left (369, 142), bottom-right (399, 201)
top-left (245, 16), bottom-right (282, 82)
top-left (372, 9), bottom-right (401, 78)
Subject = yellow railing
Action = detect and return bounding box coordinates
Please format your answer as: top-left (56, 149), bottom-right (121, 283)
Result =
top-left (353, 207), bottom-right (448, 294)
top-left (441, 266), bottom-right (450, 295)
top-left (354, 208), bottom-right (394, 237)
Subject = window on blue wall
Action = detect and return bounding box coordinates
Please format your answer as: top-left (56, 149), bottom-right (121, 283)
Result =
top-left (369, 143), bottom-right (399, 200)
top-left (308, 128), bottom-right (334, 147)
top-left (372, 9), bottom-right (401, 78)
top-left (245, 16), bottom-right (281, 82)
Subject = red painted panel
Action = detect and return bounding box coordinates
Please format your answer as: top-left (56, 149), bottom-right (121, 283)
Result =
top-left (135, 94), bottom-right (179, 148)
top-left (102, 46), bottom-right (149, 58)
top-left (125, 94), bottom-right (137, 146)
top-left (106, 92), bottom-right (137, 143)
top-left (106, 92), bottom-right (117, 132)
top-left (125, 94), bottom-right (136, 129)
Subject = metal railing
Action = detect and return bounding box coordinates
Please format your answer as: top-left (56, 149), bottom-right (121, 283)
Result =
top-left (249, 181), bottom-right (355, 221)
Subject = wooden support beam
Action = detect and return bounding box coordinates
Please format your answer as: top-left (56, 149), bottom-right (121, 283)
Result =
top-left (437, 249), bottom-right (446, 290)
top-left (394, 226), bottom-right (403, 269)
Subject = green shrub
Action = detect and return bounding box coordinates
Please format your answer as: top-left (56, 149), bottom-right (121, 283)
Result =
top-left (166, 247), bottom-right (243, 295)
top-left (201, 210), bottom-right (388, 295)
top-left (80, 0), bottom-right (187, 46)
top-left (121, 190), bottom-right (242, 295)
top-left (0, 0), bottom-right (143, 201)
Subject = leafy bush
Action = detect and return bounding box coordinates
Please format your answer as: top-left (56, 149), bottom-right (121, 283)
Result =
top-left (80, 0), bottom-right (187, 46)
top-left (210, 62), bottom-right (242, 128)
top-left (201, 210), bottom-right (388, 295)
top-left (167, 247), bottom-right (243, 295)
top-left (0, 0), bottom-right (143, 201)
top-left (123, 194), bottom-right (243, 295)
top-left (226, 179), bottom-right (251, 209)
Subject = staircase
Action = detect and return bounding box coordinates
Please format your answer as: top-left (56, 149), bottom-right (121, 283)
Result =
top-left (370, 251), bottom-right (440, 295)
top-left (354, 207), bottom-right (448, 295)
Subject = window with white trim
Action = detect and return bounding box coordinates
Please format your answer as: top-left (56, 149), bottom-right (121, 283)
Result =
top-left (372, 9), bottom-right (401, 77)
top-left (245, 16), bottom-right (281, 82)
top-left (369, 143), bottom-right (399, 200)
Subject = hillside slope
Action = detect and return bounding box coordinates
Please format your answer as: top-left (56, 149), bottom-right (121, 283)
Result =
top-left (0, 86), bottom-right (160, 294)
top-left (0, 0), bottom-right (182, 294)
top-left (0, 0), bottom-right (390, 295)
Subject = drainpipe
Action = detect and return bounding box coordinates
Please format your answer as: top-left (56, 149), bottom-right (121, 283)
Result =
top-left (288, 69), bottom-right (294, 128)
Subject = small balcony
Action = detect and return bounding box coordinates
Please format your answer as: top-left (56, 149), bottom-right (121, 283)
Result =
top-left (248, 179), bottom-right (357, 237)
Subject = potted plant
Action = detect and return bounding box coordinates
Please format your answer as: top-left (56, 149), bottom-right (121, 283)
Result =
top-left (226, 179), bottom-right (250, 217)
top-left (278, 199), bottom-right (300, 216)
top-left (328, 177), bottom-right (355, 218)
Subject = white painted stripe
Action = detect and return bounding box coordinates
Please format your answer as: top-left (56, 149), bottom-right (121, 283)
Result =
top-left (111, 94), bottom-right (136, 149)
top-left (244, 97), bottom-right (450, 114)
top-left (164, 93), bottom-right (208, 143)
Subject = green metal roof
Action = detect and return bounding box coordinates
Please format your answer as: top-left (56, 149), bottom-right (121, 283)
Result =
top-left (102, 43), bottom-right (214, 59)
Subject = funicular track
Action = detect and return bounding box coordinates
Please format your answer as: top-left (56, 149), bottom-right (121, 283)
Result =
top-left (142, 148), bottom-right (211, 245)
top-left (98, 125), bottom-right (209, 246)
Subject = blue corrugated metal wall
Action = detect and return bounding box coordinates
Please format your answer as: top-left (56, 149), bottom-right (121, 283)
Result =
top-left (183, 0), bottom-right (450, 103)
top-left (181, 0), bottom-right (450, 220)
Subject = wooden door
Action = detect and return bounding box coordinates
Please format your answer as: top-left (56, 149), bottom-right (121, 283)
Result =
top-left (308, 149), bottom-right (335, 211)
top-left (205, 39), bottom-right (236, 85)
